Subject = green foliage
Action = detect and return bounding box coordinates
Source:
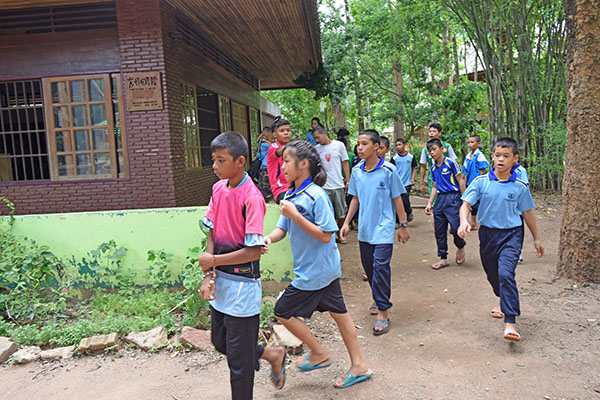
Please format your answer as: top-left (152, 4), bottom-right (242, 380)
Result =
top-left (146, 249), bottom-right (175, 288)
top-left (260, 299), bottom-right (276, 329)
top-left (83, 240), bottom-right (134, 288)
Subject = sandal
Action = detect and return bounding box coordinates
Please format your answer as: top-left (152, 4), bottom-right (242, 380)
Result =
top-left (431, 261), bottom-right (450, 270)
top-left (373, 318), bottom-right (390, 336)
top-left (503, 329), bottom-right (521, 342)
top-left (269, 346), bottom-right (287, 390)
top-left (490, 310), bottom-right (505, 319)
top-left (333, 369), bottom-right (373, 389)
top-left (296, 353), bottom-right (332, 372)
top-left (369, 301), bottom-right (378, 316)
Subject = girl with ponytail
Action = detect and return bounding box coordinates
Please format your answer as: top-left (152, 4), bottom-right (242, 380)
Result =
top-left (263, 140), bottom-right (372, 389)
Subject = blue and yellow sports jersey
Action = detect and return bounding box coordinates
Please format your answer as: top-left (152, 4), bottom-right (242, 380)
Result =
top-left (462, 169), bottom-right (534, 229)
top-left (431, 157), bottom-right (462, 193)
top-left (348, 157), bottom-right (406, 245)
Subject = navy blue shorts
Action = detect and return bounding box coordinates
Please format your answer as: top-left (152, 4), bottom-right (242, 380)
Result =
top-left (274, 278), bottom-right (347, 319)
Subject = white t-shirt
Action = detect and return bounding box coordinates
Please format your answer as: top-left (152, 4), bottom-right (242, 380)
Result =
top-left (316, 141), bottom-right (348, 189)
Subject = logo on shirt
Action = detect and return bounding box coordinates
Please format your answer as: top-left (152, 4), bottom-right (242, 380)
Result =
top-left (325, 154), bottom-right (331, 162)
top-left (507, 192), bottom-right (516, 200)
top-left (442, 167), bottom-right (450, 175)
top-left (377, 181), bottom-right (386, 190)
top-left (296, 205), bottom-right (306, 214)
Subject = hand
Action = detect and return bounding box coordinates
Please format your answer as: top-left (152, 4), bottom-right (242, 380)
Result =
top-left (457, 222), bottom-right (471, 238)
top-left (279, 199), bottom-right (298, 220)
top-left (340, 223), bottom-right (349, 241)
top-left (424, 204), bottom-right (433, 215)
top-left (397, 227), bottom-right (409, 243)
top-left (198, 252), bottom-right (214, 271)
top-left (199, 272), bottom-right (216, 300)
top-left (419, 184), bottom-right (427, 194)
top-left (261, 236), bottom-right (272, 255)
top-left (534, 239), bottom-right (545, 258)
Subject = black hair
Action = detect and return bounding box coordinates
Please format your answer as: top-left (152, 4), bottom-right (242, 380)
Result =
top-left (429, 122), bottom-right (443, 132)
top-left (395, 137), bottom-right (406, 144)
top-left (311, 117), bottom-right (321, 124)
top-left (338, 136), bottom-right (349, 147)
top-left (493, 137), bottom-right (519, 155)
top-left (313, 125), bottom-right (326, 135)
top-left (380, 136), bottom-right (390, 149)
top-left (426, 138), bottom-right (443, 150)
top-left (262, 126), bottom-right (272, 133)
top-left (211, 131), bottom-right (248, 160)
top-left (283, 140), bottom-right (327, 187)
top-left (272, 116), bottom-right (290, 132)
top-left (468, 134), bottom-right (481, 142)
top-left (337, 128), bottom-right (350, 138)
top-left (358, 129), bottom-right (380, 145)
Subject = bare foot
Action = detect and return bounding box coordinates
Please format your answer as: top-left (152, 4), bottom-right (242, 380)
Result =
top-left (431, 260), bottom-right (449, 270)
top-left (490, 304), bottom-right (504, 318)
top-left (456, 247), bottom-right (465, 264)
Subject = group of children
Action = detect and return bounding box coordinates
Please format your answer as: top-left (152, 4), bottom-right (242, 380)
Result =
top-left (197, 119), bottom-right (544, 398)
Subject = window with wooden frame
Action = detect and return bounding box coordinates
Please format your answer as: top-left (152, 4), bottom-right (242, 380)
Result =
top-left (249, 107), bottom-right (260, 155)
top-left (196, 88), bottom-right (219, 167)
top-left (0, 79), bottom-right (50, 182)
top-left (219, 96), bottom-right (231, 132)
top-left (181, 82), bottom-right (200, 169)
top-left (42, 74), bottom-right (127, 180)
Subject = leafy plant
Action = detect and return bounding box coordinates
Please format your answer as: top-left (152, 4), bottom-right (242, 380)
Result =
top-left (146, 249), bottom-right (174, 288)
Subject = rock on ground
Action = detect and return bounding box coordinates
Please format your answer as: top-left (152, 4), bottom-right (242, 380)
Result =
top-left (180, 327), bottom-right (212, 351)
top-left (40, 345), bottom-right (76, 360)
top-left (125, 326), bottom-right (168, 351)
top-left (12, 346), bottom-right (41, 364)
top-left (0, 337), bottom-right (18, 363)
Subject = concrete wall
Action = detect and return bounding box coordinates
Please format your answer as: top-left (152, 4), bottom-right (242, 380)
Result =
top-left (4, 205), bottom-right (293, 284)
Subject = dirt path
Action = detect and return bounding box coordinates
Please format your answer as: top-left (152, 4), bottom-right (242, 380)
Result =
top-left (2, 195), bottom-right (599, 400)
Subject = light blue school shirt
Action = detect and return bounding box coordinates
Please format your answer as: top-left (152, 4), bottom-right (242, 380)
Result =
top-left (392, 152), bottom-right (415, 187)
top-left (462, 169), bottom-right (535, 229)
top-left (512, 163), bottom-right (529, 185)
top-left (348, 157), bottom-right (405, 245)
top-left (277, 178), bottom-right (341, 291)
top-left (259, 142), bottom-right (270, 169)
top-left (462, 149), bottom-right (489, 186)
top-left (431, 156), bottom-right (462, 193)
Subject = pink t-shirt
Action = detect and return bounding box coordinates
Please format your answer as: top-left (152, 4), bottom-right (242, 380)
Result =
top-left (266, 141), bottom-right (289, 200)
top-left (205, 176), bottom-right (266, 255)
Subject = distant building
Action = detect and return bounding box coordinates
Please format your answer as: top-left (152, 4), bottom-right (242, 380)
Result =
top-left (0, 0), bottom-right (321, 215)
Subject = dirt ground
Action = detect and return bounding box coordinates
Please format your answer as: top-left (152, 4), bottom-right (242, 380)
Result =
top-left (1, 194), bottom-right (599, 400)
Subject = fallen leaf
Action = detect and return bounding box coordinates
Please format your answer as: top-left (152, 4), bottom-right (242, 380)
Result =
top-left (422, 259), bottom-right (429, 262)
top-left (443, 288), bottom-right (448, 293)
top-left (587, 318), bottom-right (596, 322)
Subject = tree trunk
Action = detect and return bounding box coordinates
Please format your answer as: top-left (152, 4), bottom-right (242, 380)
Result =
top-left (558, 0), bottom-right (600, 283)
top-left (332, 101), bottom-right (346, 132)
top-left (355, 79), bottom-right (364, 133)
top-left (392, 61), bottom-right (404, 141)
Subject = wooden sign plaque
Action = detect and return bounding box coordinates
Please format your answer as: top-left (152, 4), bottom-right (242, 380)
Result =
top-left (124, 71), bottom-right (163, 111)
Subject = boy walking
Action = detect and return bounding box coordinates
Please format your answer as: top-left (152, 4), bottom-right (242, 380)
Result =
top-left (198, 131), bottom-right (286, 399)
top-left (391, 138), bottom-right (417, 222)
top-left (419, 122), bottom-right (457, 194)
top-left (424, 139), bottom-right (467, 270)
top-left (462, 135), bottom-right (489, 228)
top-left (340, 129), bottom-right (410, 336)
top-left (313, 125), bottom-right (350, 243)
top-left (458, 137), bottom-right (544, 341)
top-left (267, 117), bottom-right (293, 203)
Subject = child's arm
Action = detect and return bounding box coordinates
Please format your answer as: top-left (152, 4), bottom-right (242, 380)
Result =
top-left (279, 199), bottom-right (331, 243)
top-left (264, 227), bottom-right (287, 248)
top-left (424, 182), bottom-right (438, 214)
top-left (198, 245), bottom-right (262, 272)
top-left (342, 160), bottom-right (350, 189)
top-left (340, 196), bottom-right (359, 241)
top-left (393, 196), bottom-right (410, 243)
top-left (522, 209), bottom-right (545, 257)
top-left (419, 163), bottom-right (427, 194)
top-left (479, 168), bottom-right (486, 176)
top-left (411, 167), bottom-right (417, 186)
top-left (458, 173), bottom-right (466, 194)
top-left (457, 201), bottom-right (473, 238)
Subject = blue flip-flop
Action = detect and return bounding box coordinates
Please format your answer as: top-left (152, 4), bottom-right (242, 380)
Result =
top-left (296, 353), bottom-right (332, 372)
top-left (334, 369), bottom-right (373, 389)
top-left (270, 346), bottom-right (287, 390)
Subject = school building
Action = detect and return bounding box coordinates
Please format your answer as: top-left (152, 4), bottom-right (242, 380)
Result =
top-left (0, 0), bottom-right (321, 215)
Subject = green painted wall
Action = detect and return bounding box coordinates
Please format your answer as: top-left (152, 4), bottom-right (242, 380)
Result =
top-left (4, 205), bottom-right (293, 284)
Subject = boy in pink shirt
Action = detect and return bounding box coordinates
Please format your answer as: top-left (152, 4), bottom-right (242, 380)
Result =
top-left (198, 131), bottom-right (287, 398)
top-left (267, 117), bottom-right (293, 203)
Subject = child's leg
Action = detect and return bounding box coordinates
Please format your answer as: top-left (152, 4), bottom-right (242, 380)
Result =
top-left (446, 193), bottom-right (466, 262)
top-left (403, 185), bottom-right (413, 218)
top-left (371, 244), bottom-right (393, 313)
top-left (212, 308), bottom-right (260, 400)
top-left (359, 241), bottom-right (374, 283)
top-left (329, 311), bottom-right (370, 378)
top-left (497, 227), bottom-right (523, 324)
top-left (433, 207), bottom-right (449, 268)
top-left (275, 315), bottom-right (330, 365)
top-left (478, 227), bottom-right (501, 297)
